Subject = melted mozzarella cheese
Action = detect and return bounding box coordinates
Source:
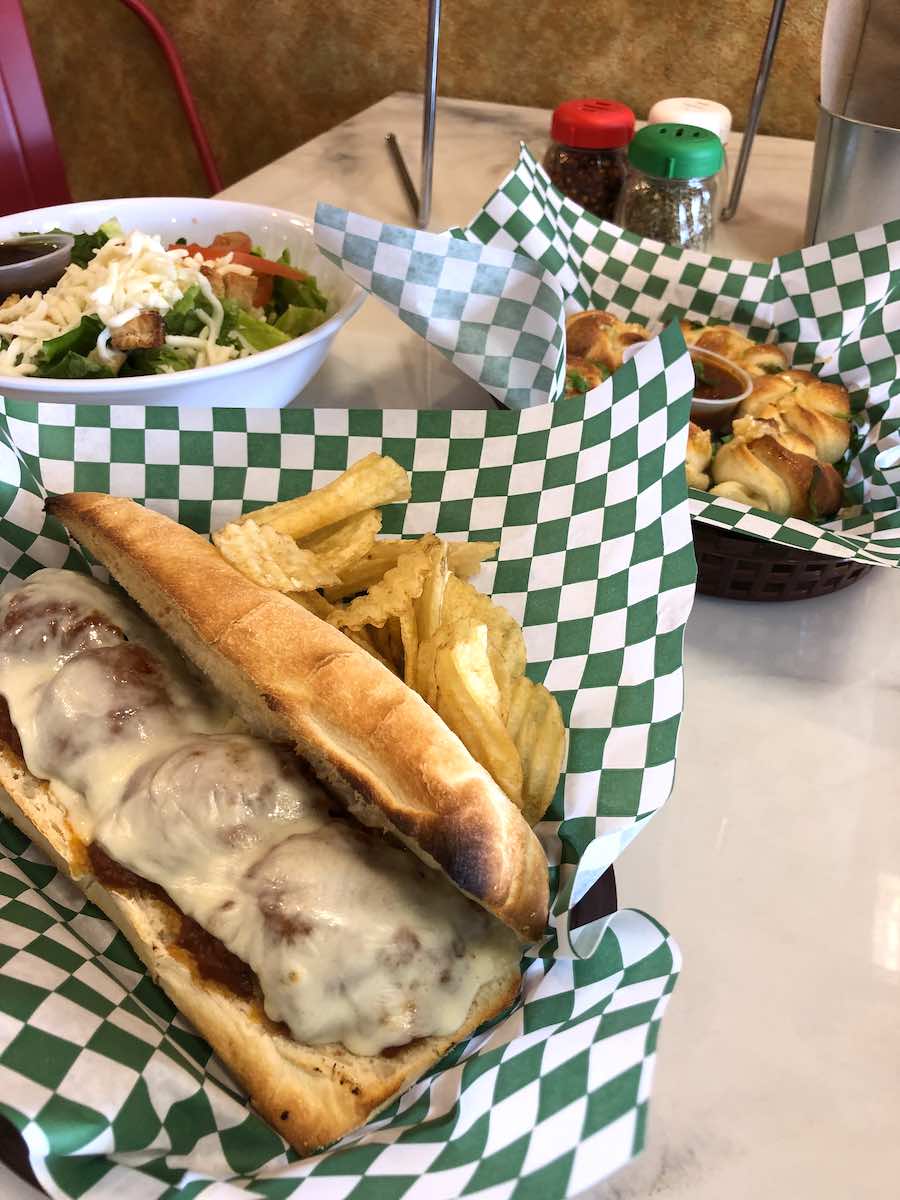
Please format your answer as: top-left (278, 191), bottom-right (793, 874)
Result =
top-left (0, 570), bottom-right (520, 1056)
top-left (228, 823), bottom-right (510, 1054)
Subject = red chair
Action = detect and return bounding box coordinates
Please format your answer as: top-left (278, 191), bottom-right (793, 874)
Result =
top-left (0, 0), bottom-right (70, 216)
top-left (0, 0), bottom-right (221, 218)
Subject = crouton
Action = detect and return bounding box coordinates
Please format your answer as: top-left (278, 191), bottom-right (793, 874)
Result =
top-left (200, 265), bottom-right (225, 298)
top-left (211, 231), bottom-right (252, 253)
top-left (201, 266), bottom-right (258, 310)
top-left (223, 271), bottom-right (258, 310)
top-left (109, 310), bottom-right (165, 350)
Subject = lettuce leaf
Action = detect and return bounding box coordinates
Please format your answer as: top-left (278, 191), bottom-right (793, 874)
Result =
top-left (218, 298), bottom-right (241, 346)
top-left (273, 305), bottom-right (328, 337)
top-left (34, 351), bottom-right (114, 379)
top-left (37, 219), bottom-right (123, 269)
top-left (119, 347), bottom-right (193, 376)
top-left (164, 285), bottom-right (207, 337)
top-left (37, 315), bottom-right (103, 366)
top-left (234, 310), bottom-right (291, 352)
top-left (270, 250), bottom-right (328, 318)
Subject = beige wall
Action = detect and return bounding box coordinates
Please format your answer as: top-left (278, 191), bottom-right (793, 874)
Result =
top-left (23, 0), bottom-right (826, 201)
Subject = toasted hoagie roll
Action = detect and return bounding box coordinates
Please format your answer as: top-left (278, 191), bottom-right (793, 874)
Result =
top-left (0, 494), bottom-right (550, 1154)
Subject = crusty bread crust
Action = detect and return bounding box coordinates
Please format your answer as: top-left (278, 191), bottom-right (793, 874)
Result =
top-left (0, 742), bottom-right (521, 1154)
top-left (46, 492), bottom-right (549, 942)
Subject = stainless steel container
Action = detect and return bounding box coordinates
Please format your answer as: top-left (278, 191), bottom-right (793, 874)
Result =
top-left (806, 104), bottom-right (900, 244)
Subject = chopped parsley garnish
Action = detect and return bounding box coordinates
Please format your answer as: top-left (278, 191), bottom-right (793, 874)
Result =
top-left (566, 369), bottom-right (589, 395)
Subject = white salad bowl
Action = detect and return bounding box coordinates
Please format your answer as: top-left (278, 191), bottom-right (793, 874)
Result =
top-left (0, 197), bottom-right (364, 407)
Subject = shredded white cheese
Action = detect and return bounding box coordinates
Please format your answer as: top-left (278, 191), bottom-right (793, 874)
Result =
top-left (0, 232), bottom-right (252, 377)
top-left (93, 327), bottom-right (126, 372)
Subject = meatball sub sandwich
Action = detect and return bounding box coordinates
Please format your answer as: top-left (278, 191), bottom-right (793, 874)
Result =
top-left (0, 493), bottom-right (550, 1153)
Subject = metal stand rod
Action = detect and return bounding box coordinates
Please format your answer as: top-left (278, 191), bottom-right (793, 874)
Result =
top-left (383, 0), bottom-right (442, 227)
top-left (721, 0), bottom-right (788, 221)
top-left (419, 0), bottom-right (442, 228)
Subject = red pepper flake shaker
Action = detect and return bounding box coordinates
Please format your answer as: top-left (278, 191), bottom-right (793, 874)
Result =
top-left (543, 99), bottom-right (636, 220)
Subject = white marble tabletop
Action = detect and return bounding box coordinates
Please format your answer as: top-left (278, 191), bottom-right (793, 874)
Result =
top-left (3, 92), bottom-right (898, 1200)
top-left (226, 92), bottom-right (900, 1200)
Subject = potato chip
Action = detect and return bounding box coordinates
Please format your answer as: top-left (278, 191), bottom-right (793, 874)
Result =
top-left (398, 603), bottom-right (419, 688)
top-left (213, 521), bottom-right (339, 592)
top-left (367, 622), bottom-right (398, 669)
top-left (342, 625), bottom-right (398, 675)
top-left (506, 675), bottom-right (566, 825)
top-left (322, 541), bottom-right (409, 601)
top-left (418, 617), bottom-right (486, 708)
top-left (288, 590), bottom-right (335, 620)
top-left (446, 540), bottom-right (500, 579)
top-left (415, 635), bottom-right (439, 707)
top-left (237, 454), bottom-right (410, 539)
top-left (323, 539), bottom-right (499, 601)
top-left (414, 624), bottom-right (455, 709)
top-left (298, 509), bottom-right (381, 575)
top-left (490, 654), bottom-right (514, 725)
top-left (415, 543), bottom-right (448, 643)
top-left (443, 575), bottom-right (527, 682)
top-left (433, 623), bottom-right (523, 803)
top-left (384, 616), bottom-right (405, 672)
top-left (409, 544), bottom-right (447, 697)
top-left (327, 535), bottom-right (441, 631)
top-left (505, 673), bottom-right (530, 743)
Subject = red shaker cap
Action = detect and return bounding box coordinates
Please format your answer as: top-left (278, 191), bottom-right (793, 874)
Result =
top-left (550, 99), bottom-right (636, 150)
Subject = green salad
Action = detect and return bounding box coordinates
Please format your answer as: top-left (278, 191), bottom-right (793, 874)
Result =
top-left (0, 222), bottom-right (331, 380)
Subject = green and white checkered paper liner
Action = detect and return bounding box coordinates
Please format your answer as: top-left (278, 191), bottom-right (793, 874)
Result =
top-left (315, 145), bottom-right (900, 568)
top-left (0, 333), bottom-right (694, 1199)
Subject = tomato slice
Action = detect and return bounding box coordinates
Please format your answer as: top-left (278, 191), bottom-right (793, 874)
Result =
top-left (229, 251), bottom-right (308, 281)
top-left (170, 242), bottom-right (308, 281)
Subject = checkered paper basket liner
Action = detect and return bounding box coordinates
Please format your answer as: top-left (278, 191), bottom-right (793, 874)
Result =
top-left (0, 332), bottom-right (694, 1199)
top-left (315, 145), bottom-right (900, 568)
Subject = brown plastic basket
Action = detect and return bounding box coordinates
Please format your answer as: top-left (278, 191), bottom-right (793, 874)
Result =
top-left (692, 519), bottom-right (874, 601)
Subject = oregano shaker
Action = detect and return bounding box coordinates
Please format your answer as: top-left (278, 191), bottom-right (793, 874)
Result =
top-left (615, 123), bottom-right (724, 251)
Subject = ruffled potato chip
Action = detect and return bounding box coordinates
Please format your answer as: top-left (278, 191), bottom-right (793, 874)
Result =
top-left (289, 590), bottom-right (398, 674)
top-left (298, 509), bottom-right (382, 575)
top-left (288, 589), bottom-right (335, 620)
top-left (343, 624), bottom-right (399, 675)
top-left (446, 540), bottom-right (501, 580)
top-left (433, 623), bottom-right (523, 803)
top-left (213, 520), bottom-right (338, 592)
top-left (327, 536), bottom-right (442, 631)
top-left (323, 539), bottom-right (499, 602)
top-left (237, 454), bottom-right (410, 539)
top-left (442, 575), bottom-right (526, 714)
top-left (506, 676), bottom-right (566, 825)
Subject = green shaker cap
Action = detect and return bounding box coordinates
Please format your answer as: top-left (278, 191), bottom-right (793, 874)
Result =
top-left (628, 123), bottom-right (724, 179)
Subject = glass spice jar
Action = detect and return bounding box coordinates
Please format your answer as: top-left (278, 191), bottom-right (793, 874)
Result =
top-left (615, 123), bottom-right (724, 251)
top-left (647, 97), bottom-right (733, 215)
top-left (543, 99), bottom-right (635, 221)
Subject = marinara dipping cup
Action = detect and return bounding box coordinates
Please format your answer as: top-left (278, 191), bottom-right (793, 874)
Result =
top-left (689, 347), bottom-right (752, 432)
